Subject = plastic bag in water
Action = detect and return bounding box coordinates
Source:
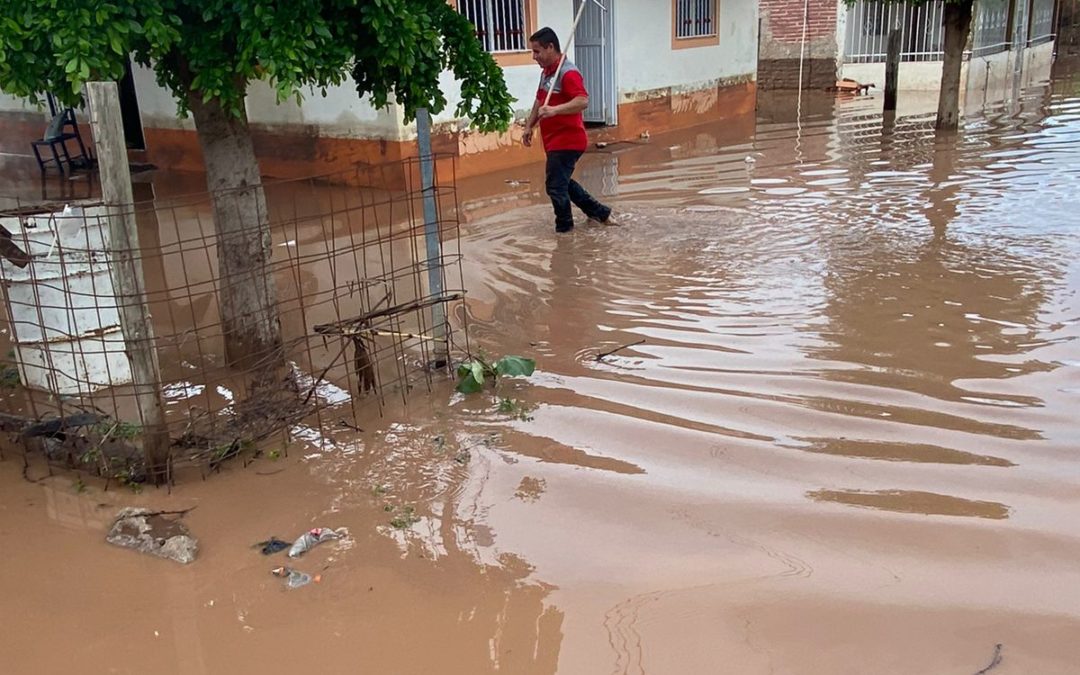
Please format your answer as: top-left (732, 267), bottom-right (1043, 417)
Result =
top-left (271, 566), bottom-right (320, 589)
top-left (287, 527), bottom-right (344, 558)
top-left (255, 537), bottom-right (290, 555)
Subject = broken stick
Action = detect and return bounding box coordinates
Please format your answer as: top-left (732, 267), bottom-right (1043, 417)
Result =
top-left (595, 339), bottom-right (645, 361)
top-left (357, 328), bottom-right (437, 342)
top-left (314, 292), bottom-right (464, 336)
top-left (125, 506), bottom-right (198, 519)
top-left (973, 644), bottom-right (1003, 675)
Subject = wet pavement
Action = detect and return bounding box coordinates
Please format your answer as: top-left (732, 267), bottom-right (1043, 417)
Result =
top-left (2, 60), bottom-right (1080, 674)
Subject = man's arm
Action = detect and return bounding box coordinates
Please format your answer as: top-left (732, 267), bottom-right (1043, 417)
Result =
top-left (523, 99), bottom-right (542, 147)
top-left (538, 71), bottom-right (589, 120)
top-left (538, 96), bottom-right (589, 119)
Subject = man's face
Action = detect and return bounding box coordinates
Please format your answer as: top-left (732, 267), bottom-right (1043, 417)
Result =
top-left (530, 41), bottom-right (558, 68)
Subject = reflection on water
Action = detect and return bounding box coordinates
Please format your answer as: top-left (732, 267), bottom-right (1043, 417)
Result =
top-left (785, 437), bottom-right (1015, 466)
top-left (807, 488), bottom-right (1012, 520)
top-left (2, 452), bottom-right (566, 675)
top-left (447, 62), bottom-right (1080, 672)
top-left (461, 62), bottom-right (1080, 475)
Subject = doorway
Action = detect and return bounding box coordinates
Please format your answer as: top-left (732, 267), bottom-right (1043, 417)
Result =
top-left (117, 57), bottom-right (146, 150)
top-left (573, 0), bottom-right (617, 125)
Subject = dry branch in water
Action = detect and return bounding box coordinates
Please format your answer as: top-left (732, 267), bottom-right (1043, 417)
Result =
top-left (595, 339), bottom-right (645, 361)
top-left (973, 643), bottom-right (1003, 675)
top-left (313, 293), bottom-right (464, 336)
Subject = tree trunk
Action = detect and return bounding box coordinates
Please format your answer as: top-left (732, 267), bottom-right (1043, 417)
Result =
top-left (936, 0), bottom-right (974, 131)
top-left (186, 95), bottom-right (283, 370)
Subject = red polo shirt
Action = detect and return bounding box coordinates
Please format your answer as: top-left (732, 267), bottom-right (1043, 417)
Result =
top-left (536, 61), bottom-right (589, 152)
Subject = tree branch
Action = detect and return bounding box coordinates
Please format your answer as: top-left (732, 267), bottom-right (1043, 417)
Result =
top-left (974, 644), bottom-right (1003, 675)
top-left (596, 339), bottom-right (645, 361)
top-left (314, 292), bottom-right (463, 335)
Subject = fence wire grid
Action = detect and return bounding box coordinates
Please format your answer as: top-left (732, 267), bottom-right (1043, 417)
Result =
top-left (0, 155), bottom-right (470, 486)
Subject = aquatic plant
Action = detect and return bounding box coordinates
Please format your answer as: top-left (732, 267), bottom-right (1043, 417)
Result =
top-left (455, 355), bottom-right (535, 394)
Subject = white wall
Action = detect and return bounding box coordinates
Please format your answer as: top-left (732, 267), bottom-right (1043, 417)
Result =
top-left (841, 61), bottom-right (947, 91)
top-left (964, 49), bottom-right (1016, 103)
top-left (3, 0), bottom-right (760, 139)
top-left (130, 63), bottom-right (194, 131)
top-left (426, 0), bottom-right (574, 134)
top-left (245, 79), bottom-right (403, 139)
top-left (616, 0), bottom-right (758, 100)
top-left (835, 0), bottom-right (848, 67)
top-left (428, 62), bottom-right (543, 130)
top-left (0, 62), bottom-right (406, 139)
top-left (837, 41), bottom-right (1056, 118)
top-left (841, 41), bottom-right (1052, 97)
top-left (129, 62), bottom-right (401, 138)
top-left (0, 91), bottom-right (39, 115)
top-left (965, 42), bottom-right (1056, 109)
top-left (425, 0), bottom-right (759, 135)
top-left (1019, 41), bottom-right (1055, 87)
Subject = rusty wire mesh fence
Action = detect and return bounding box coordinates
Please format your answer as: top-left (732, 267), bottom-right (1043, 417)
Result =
top-left (0, 155), bottom-right (469, 486)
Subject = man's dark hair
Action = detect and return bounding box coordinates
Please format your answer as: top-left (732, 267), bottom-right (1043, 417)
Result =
top-left (529, 27), bottom-right (561, 53)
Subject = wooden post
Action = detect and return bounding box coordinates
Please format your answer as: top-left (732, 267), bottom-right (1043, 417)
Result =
top-left (884, 29), bottom-right (901, 111)
top-left (86, 81), bottom-right (170, 484)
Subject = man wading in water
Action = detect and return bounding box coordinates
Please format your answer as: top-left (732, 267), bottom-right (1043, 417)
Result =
top-left (523, 27), bottom-right (614, 233)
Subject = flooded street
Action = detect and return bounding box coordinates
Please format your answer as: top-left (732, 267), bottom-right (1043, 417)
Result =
top-left (3, 62), bottom-right (1080, 674)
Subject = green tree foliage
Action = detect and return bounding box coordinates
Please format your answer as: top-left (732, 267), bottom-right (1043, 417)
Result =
top-left (1, 0), bottom-right (514, 367)
top-left (0, 0), bottom-right (513, 132)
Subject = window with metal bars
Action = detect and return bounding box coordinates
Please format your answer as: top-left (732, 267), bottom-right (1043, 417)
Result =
top-left (675, 0), bottom-right (717, 39)
top-left (457, 0), bottom-right (529, 52)
top-left (1029, 0), bottom-right (1056, 45)
top-left (843, 0), bottom-right (947, 63)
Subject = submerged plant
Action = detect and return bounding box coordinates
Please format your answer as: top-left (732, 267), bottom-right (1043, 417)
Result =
top-left (456, 355), bottom-right (535, 394)
top-left (389, 505), bottom-right (421, 530)
top-left (0, 365), bottom-right (20, 389)
top-left (93, 420), bottom-right (142, 441)
top-left (497, 397), bottom-right (534, 422)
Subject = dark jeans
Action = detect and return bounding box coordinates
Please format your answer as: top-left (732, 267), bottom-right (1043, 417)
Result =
top-left (545, 150), bottom-right (610, 232)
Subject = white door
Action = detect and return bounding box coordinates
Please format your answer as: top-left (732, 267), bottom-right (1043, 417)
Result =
top-left (573, 0), bottom-right (616, 125)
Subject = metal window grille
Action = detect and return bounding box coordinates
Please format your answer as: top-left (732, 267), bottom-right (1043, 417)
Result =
top-left (1029, 0), bottom-right (1056, 44)
top-left (972, 0), bottom-right (1010, 57)
top-left (675, 0), bottom-right (717, 39)
top-left (843, 1), bottom-right (945, 63)
top-left (843, 0), bottom-right (1034, 63)
top-left (458, 0), bottom-right (528, 52)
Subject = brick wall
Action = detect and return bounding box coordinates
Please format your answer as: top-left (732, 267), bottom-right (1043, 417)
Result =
top-left (758, 0), bottom-right (839, 89)
top-left (761, 0), bottom-right (837, 46)
top-left (758, 58), bottom-right (837, 90)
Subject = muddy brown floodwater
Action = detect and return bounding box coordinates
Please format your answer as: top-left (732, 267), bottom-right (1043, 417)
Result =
top-left (3, 64), bottom-right (1080, 674)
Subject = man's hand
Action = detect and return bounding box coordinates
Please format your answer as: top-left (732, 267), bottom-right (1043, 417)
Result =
top-left (538, 105), bottom-right (558, 119)
top-left (523, 126), bottom-right (534, 147)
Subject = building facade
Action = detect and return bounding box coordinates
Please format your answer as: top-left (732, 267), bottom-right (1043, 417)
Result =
top-left (758, 0), bottom-right (840, 89)
top-left (839, 0), bottom-right (1058, 95)
top-left (757, 0), bottom-right (1060, 95)
top-left (0, 0), bottom-right (760, 179)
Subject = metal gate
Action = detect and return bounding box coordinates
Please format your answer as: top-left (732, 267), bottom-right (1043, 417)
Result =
top-left (573, 0), bottom-right (616, 125)
top-left (842, 0), bottom-right (946, 63)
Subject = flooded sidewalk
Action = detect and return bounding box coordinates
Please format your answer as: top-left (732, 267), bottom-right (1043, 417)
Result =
top-left (2, 62), bottom-right (1080, 674)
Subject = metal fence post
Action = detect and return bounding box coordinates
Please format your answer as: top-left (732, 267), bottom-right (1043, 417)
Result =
top-left (415, 109), bottom-right (449, 367)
